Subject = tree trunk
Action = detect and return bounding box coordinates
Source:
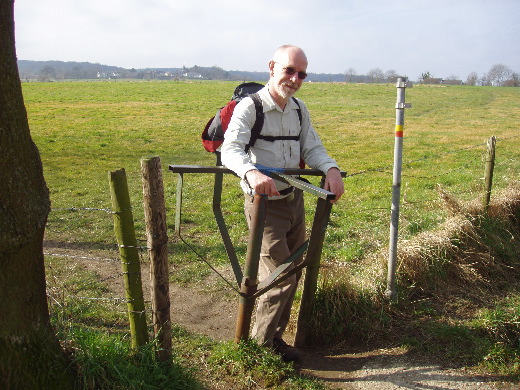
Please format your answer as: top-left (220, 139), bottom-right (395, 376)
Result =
top-left (0, 1), bottom-right (73, 388)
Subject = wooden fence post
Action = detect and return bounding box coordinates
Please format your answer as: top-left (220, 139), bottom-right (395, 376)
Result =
top-left (109, 168), bottom-right (148, 348)
top-left (141, 156), bottom-right (172, 361)
top-left (234, 194), bottom-right (267, 343)
top-left (483, 136), bottom-right (496, 210)
top-left (294, 197), bottom-right (333, 347)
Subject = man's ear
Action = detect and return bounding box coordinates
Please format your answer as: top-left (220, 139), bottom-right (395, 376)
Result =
top-left (268, 60), bottom-right (275, 75)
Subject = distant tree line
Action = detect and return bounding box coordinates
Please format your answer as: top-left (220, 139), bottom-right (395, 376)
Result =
top-left (416, 64), bottom-right (518, 87)
top-left (17, 60), bottom-right (518, 86)
top-left (18, 60), bottom-right (126, 81)
top-left (343, 67), bottom-right (405, 84)
top-left (344, 64), bottom-right (518, 87)
top-left (17, 60), bottom-right (272, 82)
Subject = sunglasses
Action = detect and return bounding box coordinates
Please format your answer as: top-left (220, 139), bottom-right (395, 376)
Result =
top-left (275, 62), bottom-right (308, 80)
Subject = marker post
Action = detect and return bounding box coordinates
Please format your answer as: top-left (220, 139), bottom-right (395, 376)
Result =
top-left (386, 77), bottom-right (411, 300)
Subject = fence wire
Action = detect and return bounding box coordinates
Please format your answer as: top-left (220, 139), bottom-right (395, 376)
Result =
top-left (43, 135), bottom-right (518, 329)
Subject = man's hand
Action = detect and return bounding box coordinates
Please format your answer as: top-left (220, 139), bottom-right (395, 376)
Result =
top-left (245, 169), bottom-right (280, 197)
top-left (324, 167), bottom-right (344, 203)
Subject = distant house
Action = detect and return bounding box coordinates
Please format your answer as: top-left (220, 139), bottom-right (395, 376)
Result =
top-left (422, 77), bottom-right (443, 84)
top-left (441, 79), bottom-right (463, 85)
top-left (97, 72), bottom-right (120, 79)
top-left (182, 71), bottom-right (203, 79)
top-left (422, 77), bottom-right (463, 85)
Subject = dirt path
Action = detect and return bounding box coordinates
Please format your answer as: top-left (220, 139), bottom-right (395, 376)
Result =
top-left (167, 284), bottom-right (516, 390)
top-left (45, 245), bottom-right (517, 390)
top-left (297, 348), bottom-right (514, 389)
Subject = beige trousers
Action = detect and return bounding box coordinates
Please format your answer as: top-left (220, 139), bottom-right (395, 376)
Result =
top-left (244, 190), bottom-right (306, 346)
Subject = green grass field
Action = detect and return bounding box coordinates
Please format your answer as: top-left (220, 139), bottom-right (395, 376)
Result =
top-left (23, 80), bottom-right (520, 387)
top-left (23, 80), bottom-right (519, 262)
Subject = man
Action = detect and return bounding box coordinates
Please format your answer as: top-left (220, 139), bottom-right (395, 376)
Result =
top-left (221, 45), bottom-right (344, 361)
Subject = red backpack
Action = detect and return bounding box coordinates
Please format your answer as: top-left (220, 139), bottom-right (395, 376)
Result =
top-left (201, 82), bottom-right (264, 153)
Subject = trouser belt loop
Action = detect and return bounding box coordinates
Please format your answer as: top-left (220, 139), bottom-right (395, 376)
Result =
top-left (279, 186), bottom-right (294, 196)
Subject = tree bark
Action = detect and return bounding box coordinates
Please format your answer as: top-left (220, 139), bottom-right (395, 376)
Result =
top-left (0, 1), bottom-right (73, 388)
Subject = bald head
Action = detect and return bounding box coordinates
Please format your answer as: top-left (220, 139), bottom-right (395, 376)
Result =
top-left (268, 45), bottom-right (308, 107)
top-left (272, 45), bottom-right (308, 68)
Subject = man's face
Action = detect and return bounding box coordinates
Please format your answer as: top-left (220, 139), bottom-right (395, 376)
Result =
top-left (269, 49), bottom-right (308, 103)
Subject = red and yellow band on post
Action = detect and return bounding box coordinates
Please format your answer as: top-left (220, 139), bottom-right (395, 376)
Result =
top-left (395, 124), bottom-right (404, 138)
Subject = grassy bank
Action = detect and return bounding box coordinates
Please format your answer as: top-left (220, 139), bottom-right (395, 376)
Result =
top-left (309, 183), bottom-right (520, 379)
top-left (24, 80), bottom-right (519, 257)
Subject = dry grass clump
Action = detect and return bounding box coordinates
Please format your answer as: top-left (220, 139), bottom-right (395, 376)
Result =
top-left (485, 180), bottom-right (520, 220)
top-left (397, 215), bottom-right (475, 283)
top-left (307, 182), bottom-right (519, 345)
top-left (307, 263), bottom-right (387, 346)
top-left (316, 182), bottom-right (519, 299)
top-left (396, 182), bottom-right (520, 295)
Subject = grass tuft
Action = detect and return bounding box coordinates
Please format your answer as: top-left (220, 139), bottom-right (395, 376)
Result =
top-left (208, 340), bottom-right (325, 389)
top-left (69, 328), bottom-right (204, 390)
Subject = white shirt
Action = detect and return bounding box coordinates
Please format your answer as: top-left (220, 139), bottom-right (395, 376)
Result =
top-left (221, 85), bottom-right (339, 195)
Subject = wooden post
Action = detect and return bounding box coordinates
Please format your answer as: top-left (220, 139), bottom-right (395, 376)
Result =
top-left (294, 197), bottom-right (333, 347)
top-left (483, 136), bottom-right (496, 210)
top-left (234, 194), bottom-right (267, 343)
top-left (109, 168), bottom-right (148, 348)
top-left (141, 156), bottom-right (172, 361)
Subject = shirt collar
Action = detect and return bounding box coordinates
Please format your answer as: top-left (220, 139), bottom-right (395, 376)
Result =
top-left (260, 83), bottom-right (299, 112)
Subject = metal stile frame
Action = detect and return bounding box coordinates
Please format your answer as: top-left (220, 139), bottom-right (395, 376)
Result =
top-left (169, 158), bottom-right (345, 344)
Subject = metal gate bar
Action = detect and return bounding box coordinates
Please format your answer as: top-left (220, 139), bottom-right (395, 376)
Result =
top-left (168, 164), bottom-right (345, 344)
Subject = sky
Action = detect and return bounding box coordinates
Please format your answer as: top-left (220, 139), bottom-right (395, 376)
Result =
top-left (14, 0), bottom-right (520, 81)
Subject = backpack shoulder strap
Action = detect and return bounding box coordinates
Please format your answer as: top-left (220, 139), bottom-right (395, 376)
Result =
top-left (292, 97), bottom-right (302, 126)
top-left (291, 97), bottom-right (305, 168)
top-left (244, 94), bottom-right (303, 153)
top-left (245, 93), bottom-right (264, 153)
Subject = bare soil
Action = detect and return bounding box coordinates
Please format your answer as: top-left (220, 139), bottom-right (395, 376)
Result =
top-left (44, 244), bottom-right (518, 390)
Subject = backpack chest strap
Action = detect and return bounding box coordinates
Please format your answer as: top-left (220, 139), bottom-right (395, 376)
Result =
top-left (246, 93), bottom-right (303, 152)
top-left (257, 135), bottom-right (300, 142)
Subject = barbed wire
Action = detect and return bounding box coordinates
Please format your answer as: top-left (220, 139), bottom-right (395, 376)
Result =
top-left (49, 207), bottom-right (138, 216)
top-left (47, 290), bottom-right (152, 315)
top-left (70, 296), bottom-right (129, 303)
top-left (345, 134), bottom-right (518, 179)
top-left (497, 134), bottom-right (520, 142)
top-left (44, 252), bottom-right (119, 262)
top-left (50, 207), bottom-right (115, 213)
top-left (43, 134), bottom-right (518, 319)
top-left (118, 244), bottom-right (150, 250)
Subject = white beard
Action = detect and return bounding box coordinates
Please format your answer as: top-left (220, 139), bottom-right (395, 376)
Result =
top-left (276, 82), bottom-right (298, 99)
